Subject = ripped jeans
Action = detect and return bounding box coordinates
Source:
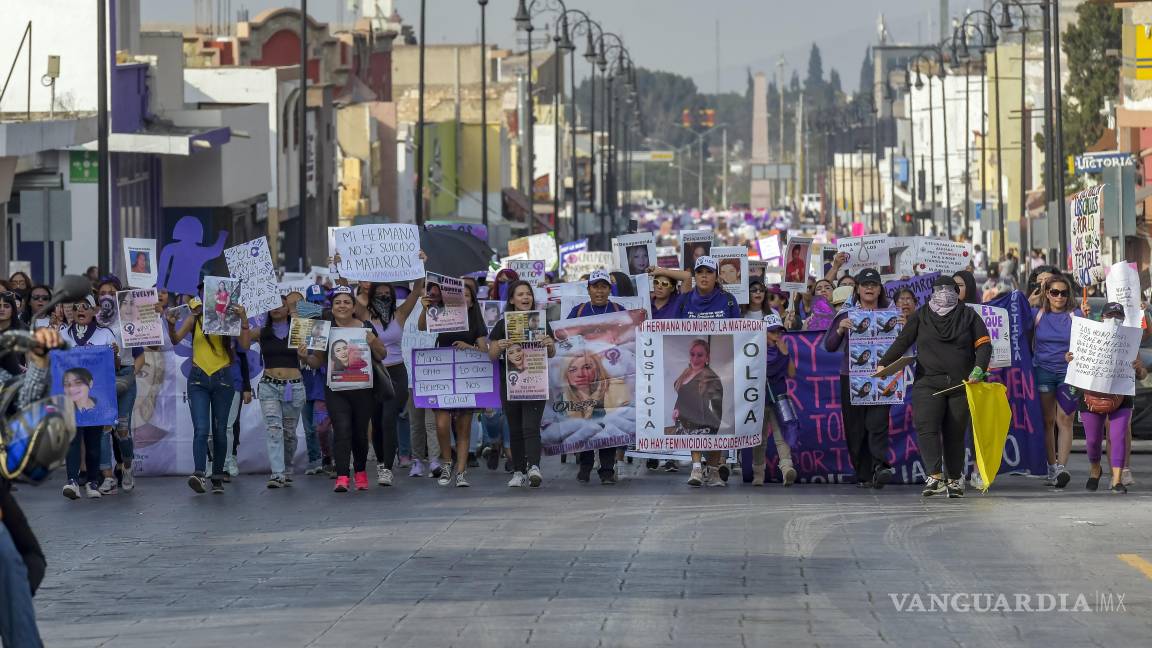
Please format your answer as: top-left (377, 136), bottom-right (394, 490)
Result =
top-left (257, 379), bottom-right (305, 477)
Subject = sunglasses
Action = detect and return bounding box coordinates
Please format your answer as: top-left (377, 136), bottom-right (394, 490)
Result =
top-left (750, 286), bottom-right (766, 293)
top-left (74, 303), bottom-right (93, 311)
top-left (1048, 289), bottom-right (1069, 297)
top-left (652, 279), bottom-right (674, 289)
top-left (30, 293), bottom-right (50, 301)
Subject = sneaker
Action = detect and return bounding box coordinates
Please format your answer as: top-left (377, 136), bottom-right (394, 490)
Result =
top-left (687, 466), bottom-right (703, 487)
top-left (333, 476), bottom-right (349, 492)
top-left (1054, 464), bottom-right (1071, 489)
top-left (1045, 464), bottom-right (1057, 486)
top-left (409, 459), bottom-right (425, 478)
top-left (62, 481), bottom-right (81, 500)
top-left (662, 461), bottom-right (679, 473)
top-left (86, 483), bottom-right (102, 499)
top-left (717, 464), bottom-right (730, 483)
top-left (782, 466), bottom-right (797, 487)
top-left (576, 465), bottom-right (592, 483)
top-left (484, 445), bottom-right (501, 470)
top-left (706, 467), bottom-right (727, 487)
top-left (121, 466), bottom-right (135, 492)
top-left (455, 471), bottom-right (470, 488)
top-left (946, 479), bottom-right (965, 498)
top-left (872, 466), bottom-right (894, 490)
top-left (304, 461), bottom-right (325, 476)
top-left (921, 476), bottom-right (947, 497)
top-left (1121, 468), bottom-right (1135, 486)
top-left (354, 471), bottom-right (369, 491)
top-left (968, 472), bottom-right (985, 491)
top-left (467, 452), bottom-right (479, 468)
top-left (430, 459), bottom-right (443, 479)
top-left (187, 474), bottom-right (207, 494)
top-left (1111, 482), bottom-right (1128, 494)
top-left (600, 471), bottom-right (617, 485)
top-left (225, 455), bottom-right (239, 478)
top-left (437, 463), bottom-right (454, 486)
top-left (1086, 475), bottom-right (1101, 492)
top-left (377, 467), bottom-right (394, 487)
top-left (211, 479), bottom-right (225, 494)
top-left (323, 463), bottom-right (337, 478)
top-left (397, 454), bottom-right (412, 468)
top-left (283, 472), bottom-right (294, 485)
top-left (646, 459), bottom-right (660, 470)
top-left (504, 459), bottom-right (513, 473)
top-left (98, 477), bottom-right (118, 495)
top-left (508, 471), bottom-right (526, 487)
top-left (527, 465), bottom-right (543, 488)
top-left (266, 475), bottom-right (285, 489)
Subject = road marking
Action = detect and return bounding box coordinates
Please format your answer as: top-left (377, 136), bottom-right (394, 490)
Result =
top-left (1118, 554), bottom-right (1152, 581)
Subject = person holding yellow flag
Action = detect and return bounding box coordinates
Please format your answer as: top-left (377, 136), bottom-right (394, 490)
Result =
top-left (877, 276), bottom-right (992, 498)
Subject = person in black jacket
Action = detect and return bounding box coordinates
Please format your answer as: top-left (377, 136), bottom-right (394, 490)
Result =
top-left (877, 275), bottom-right (992, 499)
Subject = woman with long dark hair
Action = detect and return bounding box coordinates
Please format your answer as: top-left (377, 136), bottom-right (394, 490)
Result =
top-left (256, 295), bottom-right (305, 488)
top-left (1032, 274), bottom-right (1081, 488)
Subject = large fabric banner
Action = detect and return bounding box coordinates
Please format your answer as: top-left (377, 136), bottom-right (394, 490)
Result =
top-left (541, 309), bottom-right (644, 455)
top-left (746, 291), bottom-right (1047, 483)
top-left (636, 318), bottom-right (766, 452)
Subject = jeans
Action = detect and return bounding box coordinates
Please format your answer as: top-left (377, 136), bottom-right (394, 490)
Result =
top-left (301, 400), bottom-right (322, 463)
top-left (326, 387), bottom-right (375, 477)
top-left (0, 526), bottom-right (42, 648)
top-left (578, 447), bottom-right (617, 477)
top-left (397, 409), bottom-right (412, 458)
top-left (370, 364), bottom-right (409, 469)
top-left (405, 395), bottom-right (439, 461)
top-left (115, 365), bottom-right (137, 466)
top-left (258, 380), bottom-right (305, 477)
top-left (1034, 366), bottom-right (1067, 394)
top-left (66, 427), bottom-right (105, 487)
top-left (480, 409), bottom-right (511, 446)
top-left (188, 366), bottom-right (233, 476)
top-left (505, 401), bottom-right (544, 473)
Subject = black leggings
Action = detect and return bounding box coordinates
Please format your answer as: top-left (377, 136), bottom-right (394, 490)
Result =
top-left (371, 364), bottom-right (410, 469)
top-left (839, 376), bottom-right (891, 481)
top-left (326, 387), bottom-right (376, 477)
top-left (912, 376), bottom-right (971, 480)
top-left (505, 399), bottom-right (545, 473)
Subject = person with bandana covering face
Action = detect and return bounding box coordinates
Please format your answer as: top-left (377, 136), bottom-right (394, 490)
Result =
top-left (878, 275), bottom-right (993, 499)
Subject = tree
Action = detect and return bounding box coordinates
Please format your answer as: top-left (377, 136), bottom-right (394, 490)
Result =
top-left (1061, 2), bottom-right (1122, 156)
top-left (806, 43), bottom-right (825, 97)
top-left (857, 47), bottom-right (874, 95)
top-left (829, 69), bottom-right (843, 98)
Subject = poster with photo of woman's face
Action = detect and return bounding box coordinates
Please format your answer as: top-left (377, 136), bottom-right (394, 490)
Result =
top-left (612, 232), bottom-right (657, 276)
top-left (326, 327), bottom-right (374, 391)
top-left (711, 246), bottom-right (750, 305)
top-left (782, 237), bottom-right (813, 294)
top-left (680, 230), bottom-right (715, 271)
top-left (51, 345), bottom-right (118, 427)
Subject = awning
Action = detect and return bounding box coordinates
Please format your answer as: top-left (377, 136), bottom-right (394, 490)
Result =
top-left (77, 125), bottom-right (231, 156)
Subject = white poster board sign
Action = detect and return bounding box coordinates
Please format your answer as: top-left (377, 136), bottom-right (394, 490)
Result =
top-left (1065, 317), bottom-right (1141, 396)
top-left (123, 237), bottom-right (158, 288)
top-left (613, 232), bottom-right (657, 275)
top-left (224, 236), bottom-right (282, 315)
top-left (782, 236), bottom-right (813, 293)
top-left (836, 234), bottom-right (890, 273)
top-left (681, 230), bottom-right (715, 271)
top-left (1106, 261), bottom-right (1143, 328)
top-left (911, 238), bottom-right (972, 275)
top-left (333, 224), bottom-right (425, 282)
top-left (969, 303), bottom-right (1011, 369)
top-left (711, 246), bottom-right (750, 305)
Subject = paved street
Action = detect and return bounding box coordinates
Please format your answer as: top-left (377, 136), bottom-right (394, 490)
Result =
top-left (16, 452), bottom-right (1152, 648)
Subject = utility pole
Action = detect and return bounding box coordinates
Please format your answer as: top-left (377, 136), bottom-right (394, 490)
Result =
top-left (697, 136), bottom-right (704, 209)
top-left (777, 57), bottom-right (785, 207)
top-left (721, 127), bottom-right (728, 209)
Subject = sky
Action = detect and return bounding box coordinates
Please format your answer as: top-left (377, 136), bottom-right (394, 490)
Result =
top-left (141, 0), bottom-right (949, 94)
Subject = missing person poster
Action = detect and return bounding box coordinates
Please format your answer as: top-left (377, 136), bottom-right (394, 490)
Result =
top-left (505, 310), bottom-right (546, 343)
top-left (123, 238), bottom-right (158, 289)
top-left (480, 300), bottom-right (505, 332)
top-left (411, 347), bottom-right (500, 409)
top-left (505, 342), bottom-right (550, 401)
top-left (681, 230), bottom-right (715, 271)
top-left (541, 309), bottom-right (643, 455)
top-left (289, 317), bottom-right (332, 351)
top-left (613, 232), bottom-right (657, 276)
top-left (51, 345), bottom-right (118, 427)
top-left (326, 327), bottom-right (374, 391)
top-left (782, 236), bottom-right (813, 293)
top-left (711, 246), bottom-right (750, 305)
top-left (116, 288), bottom-right (163, 348)
top-left (333, 224), bottom-right (425, 282)
top-left (636, 318), bottom-right (766, 452)
top-left (847, 308), bottom-right (905, 405)
top-left (224, 236), bottom-right (281, 315)
top-left (424, 272), bottom-right (467, 333)
top-left (201, 277), bottom-right (243, 336)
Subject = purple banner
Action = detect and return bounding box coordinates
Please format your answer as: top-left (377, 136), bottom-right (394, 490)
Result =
top-left (884, 272), bottom-right (940, 305)
top-left (410, 347), bottom-right (501, 409)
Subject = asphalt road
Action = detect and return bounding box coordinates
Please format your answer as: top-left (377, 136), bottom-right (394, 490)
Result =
top-left (15, 452), bottom-right (1152, 647)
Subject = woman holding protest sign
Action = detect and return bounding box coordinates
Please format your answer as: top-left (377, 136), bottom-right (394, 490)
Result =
top-left (649, 266), bottom-right (687, 320)
top-left (488, 280), bottom-right (557, 488)
top-left (1065, 303), bottom-right (1145, 494)
top-left (751, 314), bottom-right (797, 486)
top-left (822, 269), bottom-right (896, 489)
top-left (256, 295), bottom-right (306, 489)
top-left (1032, 275), bottom-right (1081, 488)
top-left (97, 276), bottom-right (143, 493)
top-left (878, 276), bottom-right (992, 498)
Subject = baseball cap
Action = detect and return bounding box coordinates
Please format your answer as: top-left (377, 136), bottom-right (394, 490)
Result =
top-left (332, 285), bottom-right (354, 296)
top-left (1103, 302), bottom-right (1126, 319)
top-left (587, 269), bottom-right (612, 287)
top-left (694, 255), bottom-right (718, 272)
top-left (763, 313), bottom-right (785, 331)
top-left (855, 268), bottom-right (882, 285)
top-left (831, 286), bottom-right (853, 306)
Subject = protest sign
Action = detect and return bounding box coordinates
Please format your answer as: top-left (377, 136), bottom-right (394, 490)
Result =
top-left (95, 294), bottom-right (119, 332)
top-left (681, 230), bottom-right (715, 271)
top-left (401, 305), bottom-right (439, 383)
top-left (1070, 184), bottom-right (1105, 286)
top-left (1106, 261), bottom-right (1143, 328)
top-left (636, 318), bottom-right (766, 452)
top-left (757, 234), bottom-right (781, 264)
top-left (508, 233), bottom-right (558, 271)
top-left (782, 236), bottom-right (813, 293)
top-left (333, 224), bottom-right (425, 282)
top-left (123, 238), bottom-right (158, 289)
top-left (51, 345), bottom-right (117, 427)
top-left (326, 327), bottom-right (374, 391)
top-left (847, 308), bottom-right (905, 405)
top-left (1065, 317), bottom-right (1141, 396)
top-left (480, 300), bottom-right (505, 332)
top-left (224, 236), bottom-right (281, 315)
top-left (613, 232), bottom-right (657, 275)
top-left (559, 239), bottom-right (588, 273)
top-left (837, 234), bottom-right (890, 273)
top-left (411, 347), bottom-right (500, 409)
top-left (970, 304), bottom-right (1011, 369)
top-left (506, 343), bottom-right (550, 401)
top-left (289, 318), bottom-right (331, 351)
top-left (712, 246), bottom-right (750, 305)
top-left (201, 277), bottom-right (242, 336)
top-left (883, 236), bottom-right (917, 279)
top-left (116, 289), bottom-right (163, 348)
top-left (561, 251), bottom-right (614, 281)
top-left (656, 247), bottom-right (680, 269)
top-left (560, 295), bottom-right (648, 319)
top-left (508, 259), bottom-right (547, 286)
top-left (424, 272), bottom-right (467, 333)
top-left (541, 310), bottom-right (642, 455)
top-left (911, 238), bottom-right (972, 275)
top-left (505, 310), bottom-right (546, 343)
top-left (883, 272), bottom-right (939, 306)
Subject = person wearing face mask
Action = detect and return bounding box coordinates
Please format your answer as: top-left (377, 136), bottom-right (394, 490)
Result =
top-left (822, 269), bottom-right (896, 489)
top-left (96, 276), bottom-right (145, 493)
top-left (877, 275), bottom-right (992, 499)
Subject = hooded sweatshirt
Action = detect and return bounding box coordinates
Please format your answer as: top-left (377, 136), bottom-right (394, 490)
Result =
top-left (675, 287), bottom-right (741, 319)
top-left (879, 277), bottom-right (992, 384)
top-left (953, 270), bottom-right (980, 305)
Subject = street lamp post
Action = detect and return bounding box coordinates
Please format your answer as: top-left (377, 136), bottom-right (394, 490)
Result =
top-left (415, 0), bottom-right (426, 226)
top-left (961, 11), bottom-right (1007, 254)
top-left (562, 11), bottom-right (601, 242)
top-left (479, 0), bottom-right (489, 229)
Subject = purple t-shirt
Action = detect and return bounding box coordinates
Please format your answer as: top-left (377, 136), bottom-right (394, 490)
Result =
top-left (651, 293), bottom-right (682, 320)
top-left (1032, 308), bottom-right (1074, 373)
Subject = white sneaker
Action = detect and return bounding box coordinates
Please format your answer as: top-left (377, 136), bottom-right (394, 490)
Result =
top-left (98, 477), bottom-right (118, 495)
top-left (121, 466), bottom-right (135, 492)
top-left (86, 484), bottom-right (102, 499)
top-left (969, 472), bottom-right (985, 490)
top-left (527, 465), bottom-right (543, 488)
top-left (687, 465), bottom-right (703, 487)
top-left (437, 462), bottom-right (454, 487)
top-left (62, 481), bottom-right (80, 500)
top-left (377, 464), bottom-right (393, 486)
top-left (1045, 464), bottom-right (1057, 486)
top-left (455, 471), bottom-right (470, 488)
top-left (225, 455), bottom-right (239, 477)
top-left (1054, 464), bottom-right (1071, 489)
top-left (508, 472), bottom-right (526, 488)
top-left (706, 467), bottom-right (727, 487)
top-left (1121, 468), bottom-right (1135, 486)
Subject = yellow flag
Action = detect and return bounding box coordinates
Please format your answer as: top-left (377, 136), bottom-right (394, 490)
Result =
top-left (965, 381), bottom-right (1012, 491)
